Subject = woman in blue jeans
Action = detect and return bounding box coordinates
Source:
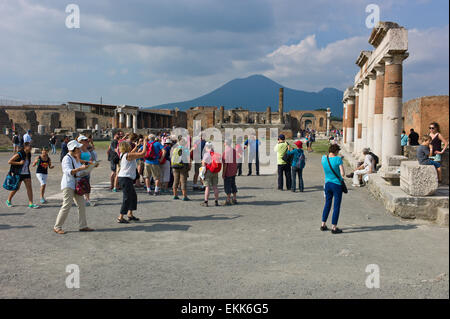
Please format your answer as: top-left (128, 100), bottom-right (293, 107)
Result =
top-left (287, 140), bottom-right (305, 192)
top-left (320, 144), bottom-right (345, 234)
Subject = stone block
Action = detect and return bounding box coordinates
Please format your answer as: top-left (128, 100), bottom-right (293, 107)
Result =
top-left (436, 207), bottom-right (449, 227)
top-left (400, 161), bottom-right (438, 196)
top-left (386, 155), bottom-right (408, 166)
top-left (404, 145), bottom-right (419, 160)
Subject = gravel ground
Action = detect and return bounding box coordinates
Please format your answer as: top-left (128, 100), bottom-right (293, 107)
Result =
top-left (0, 149), bottom-right (448, 298)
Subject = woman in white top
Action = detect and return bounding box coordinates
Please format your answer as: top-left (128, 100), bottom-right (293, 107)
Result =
top-left (117, 138), bottom-right (148, 223)
top-left (54, 140), bottom-right (93, 234)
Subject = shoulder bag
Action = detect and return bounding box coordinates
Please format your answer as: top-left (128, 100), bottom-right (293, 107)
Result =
top-left (327, 155), bottom-right (348, 194)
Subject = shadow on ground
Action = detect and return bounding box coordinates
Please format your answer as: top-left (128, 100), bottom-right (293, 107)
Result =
top-left (95, 223), bottom-right (191, 233)
top-left (342, 224), bottom-right (418, 233)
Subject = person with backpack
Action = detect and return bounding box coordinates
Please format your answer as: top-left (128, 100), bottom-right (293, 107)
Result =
top-left (32, 147), bottom-right (54, 204)
top-left (192, 134), bottom-right (206, 191)
top-left (171, 137), bottom-right (191, 201)
top-left (201, 142), bottom-right (222, 207)
top-left (5, 142), bottom-right (40, 209)
top-left (287, 140), bottom-right (305, 192)
top-left (274, 134), bottom-right (291, 191)
top-left (116, 139), bottom-right (148, 224)
top-left (49, 133), bottom-right (57, 155)
top-left (159, 138), bottom-right (173, 193)
top-left (351, 148), bottom-right (374, 187)
top-left (143, 134), bottom-right (164, 196)
top-left (222, 139), bottom-right (238, 205)
top-left (53, 140), bottom-right (94, 234)
top-left (12, 131), bottom-right (20, 153)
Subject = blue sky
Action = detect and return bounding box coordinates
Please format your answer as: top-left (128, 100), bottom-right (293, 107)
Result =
top-left (0, 0), bottom-right (448, 106)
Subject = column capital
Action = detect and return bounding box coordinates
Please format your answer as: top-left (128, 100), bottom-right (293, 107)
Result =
top-left (367, 71), bottom-right (377, 80)
top-left (373, 64), bottom-right (385, 76)
top-left (383, 52), bottom-right (409, 65)
top-left (362, 78), bottom-right (370, 85)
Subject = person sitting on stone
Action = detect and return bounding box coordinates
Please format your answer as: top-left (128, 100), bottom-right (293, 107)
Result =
top-left (351, 148), bottom-right (374, 187)
top-left (417, 135), bottom-right (442, 183)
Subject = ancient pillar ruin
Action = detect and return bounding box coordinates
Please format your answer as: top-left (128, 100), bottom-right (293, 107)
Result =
top-left (219, 106), bottom-right (224, 124)
top-left (279, 88), bottom-right (284, 124)
top-left (373, 64), bottom-right (385, 160)
top-left (367, 72), bottom-right (376, 150)
top-left (266, 106), bottom-right (271, 124)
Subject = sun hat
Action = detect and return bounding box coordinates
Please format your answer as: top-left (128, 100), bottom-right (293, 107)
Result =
top-left (294, 140), bottom-right (303, 149)
top-left (77, 135), bottom-right (89, 142)
top-left (67, 140), bottom-right (83, 151)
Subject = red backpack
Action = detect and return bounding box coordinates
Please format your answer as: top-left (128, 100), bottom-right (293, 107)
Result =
top-left (206, 151), bottom-right (222, 173)
top-left (145, 141), bottom-right (157, 161)
top-left (159, 145), bottom-right (170, 165)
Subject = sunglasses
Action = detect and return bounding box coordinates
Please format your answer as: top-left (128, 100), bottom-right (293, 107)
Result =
top-left (429, 127), bottom-right (435, 130)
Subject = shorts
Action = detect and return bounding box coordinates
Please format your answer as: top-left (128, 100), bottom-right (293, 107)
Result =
top-left (173, 166), bottom-right (188, 191)
top-left (143, 163), bottom-right (161, 180)
top-left (161, 161), bottom-right (171, 183)
top-left (224, 176), bottom-right (237, 194)
top-left (36, 173), bottom-right (48, 186)
top-left (203, 170), bottom-right (218, 187)
top-left (19, 174), bottom-right (31, 182)
top-left (194, 163), bottom-right (202, 175)
top-left (425, 160), bottom-right (441, 168)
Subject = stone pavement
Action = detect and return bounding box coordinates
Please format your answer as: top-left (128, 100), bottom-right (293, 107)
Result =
top-left (0, 150), bottom-right (448, 298)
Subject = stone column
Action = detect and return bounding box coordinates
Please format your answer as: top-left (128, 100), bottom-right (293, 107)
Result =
top-left (353, 88), bottom-right (359, 154)
top-left (367, 72), bottom-right (376, 150)
top-left (219, 106), bottom-right (224, 124)
top-left (279, 88), bottom-right (284, 124)
top-left (326, 108), bottom-right (331, 136)
top-left (132, 113), bottom-right (138, 133)
top-left (361, 78), bottom-right (369, 152)
top-left (343, 103), bottom-right (347, 144)
top-left (266, 106), bottom-right (271, 124)
top-left (119, 112), bottom-right (125, 129)
top-left (346, 96), bottom-right (355, 145)
top-left (354, 85), bottom-right (363, 155)
top-left (381, 53), bottom-right (408, 166)
top-left (230, 111), bottom-right (236, 123)
top-left (126, 113), bottom-right (132, 129)
top-left (112, 112), bottom-right (117, 129)
top-left (373, 64), bottom-right (385, 161)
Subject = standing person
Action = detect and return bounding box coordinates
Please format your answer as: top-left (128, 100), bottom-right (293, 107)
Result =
top-left (23, 130), bottom-right (32, 144)
top-left (428, 122), bottom-right (448, 162)
top-left (321, 144), bottom-right (345, 234)
top-left (236, 136), bottom-right (244, 176)
top-left (351, 148), bottom-right (374, 187)
top-left (305, 133), bottom-right (312, 152)
top-left (192, 134), bottom-right (206, 191)
top-left (116, 139), bottom-right (148, 223)
top-left (87, 134), bottom-right (97, 162)
top-left (32, 147), bottom-right (54, 204)
top-left (408, 128), bottom-right (419, 146)
top-left (49, 133), bottom-right (57, 155)
top-left (222, 139), bottom-right (238, 205)
top-left (417, 135), bottom-right (442, 183)
top-left (143, 134), bottom-right (163, 196)
top-left (274, 134), bottom-right (291, 190)
top-left (159, 138), bottom-right (173, 193)
top-left (12, 131), bottom-right (20, 153)
top-left (287, 140), bottom-right (305, 192)
top-left (201, 142), bottom-right (221, 207)
top-left (401, 130), bottom-right (408, 155)
top-left (53, 140), bottom-right (94, 234)
top-left (244, 135), bottom-right (261, 176)
top-left (5, 142), bottom-right (40, 208)
top-left (107, 133), bottom-right (120, 191)
top-left (60, 136), bottom-right (69, 162)
top-left (78, 135), bottom-right (94, 206)
top-left (171, 137), bottom-right (191, 201)
top-left (310, 131), bottom-right (316, 152)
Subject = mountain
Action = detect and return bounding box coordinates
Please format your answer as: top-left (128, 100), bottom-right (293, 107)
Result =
top-left (146, 74), bottom-right (344, 118)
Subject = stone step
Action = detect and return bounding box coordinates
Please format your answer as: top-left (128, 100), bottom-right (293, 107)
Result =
top-left (436, 207), bottom-right (449, 227)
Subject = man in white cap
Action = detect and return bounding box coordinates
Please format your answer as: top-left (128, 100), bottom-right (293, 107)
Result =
top-left (53, 140), bottom-right (94, 234)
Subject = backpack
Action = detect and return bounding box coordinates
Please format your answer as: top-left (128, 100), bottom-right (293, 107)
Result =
top-left (295, 150), bottom-right (306, 169)
top-left (145, 141), bottom-right (157, 161)
top-left (369, 152), bottom-right (379, 166)
top-left (68, 156), bottom-right (91, 196)
top-left (159, 145), bottom-right (170, 165)
top-left (171, 147), bottom-right (185, 169)
top-left (206, 151), bottom-right (222, 173)
top-left (13, 135), bottom-right (20, 144)
top-left (109, 149), bottom-right (119, 164)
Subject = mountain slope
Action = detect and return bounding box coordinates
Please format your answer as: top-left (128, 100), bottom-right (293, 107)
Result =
top-left (146, 74), bottom-right (343, 117)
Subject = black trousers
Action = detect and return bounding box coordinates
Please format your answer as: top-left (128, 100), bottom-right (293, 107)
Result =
top-left (119, 177), bottom-right (137, 215)
top-left (237, 163), bottom-right (242, 176)
top-left (248, 152), bottom-right (260, 175)
top-left (277, 164), bottom-right (292, 190)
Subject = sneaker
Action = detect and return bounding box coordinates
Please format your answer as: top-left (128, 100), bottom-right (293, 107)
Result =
top-left (173, 195), bottom-right (180, 200)
top-left (201, 201), bottom-right (209, 207)
top-left (40, 198), bottom-right (47, 204)
top-left (6, 200), bottom-right (12, 208)
top-left (28, 204), bottom-right (40, 209)
top-left (154, 191), bottom-right (160, 196)
top-left (182, 197), bottom-right (191, 201)
top-left (215, 200), bottom-right (219, 207)
top-left (352, 184), bottom-right (361, 187)
top-left (112, 188), bottom-right (118, 192)
top-left (85, 201), bottom-right (91, 207)
top-left (331, 228), bottom-right (343, 234)
top-left (232, 199), bottom-right (238, 205)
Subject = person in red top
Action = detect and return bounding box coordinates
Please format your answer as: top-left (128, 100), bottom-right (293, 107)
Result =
top-left (222, 139), bottom-right (238, 205)
top-left (235, 136), bottom-right (244, 176)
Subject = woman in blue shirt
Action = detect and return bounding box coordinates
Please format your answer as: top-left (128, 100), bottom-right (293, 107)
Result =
top-left (287, 140), bottom-right (305, 192)
top-left (320, 144), bottom-right (346, 234)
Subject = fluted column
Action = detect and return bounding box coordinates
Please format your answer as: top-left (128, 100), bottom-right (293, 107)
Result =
top-left (119, 113), bottom-right (125, 129)
top-left (367, 72), bottom-right (376, 150)
top-left (353, 88), bottom-right (360, 154)
top-left (373, 64), bottom-right (385, 161)
top-left (361, 78), bottom-right (369, 153)
top-left (279, 88), bottom-right (284, 124)
top-left (346, 96), bottom-right (355, 145)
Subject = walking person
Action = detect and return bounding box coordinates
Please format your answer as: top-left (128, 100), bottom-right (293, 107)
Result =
top-left (12, 131), bottom-right (20, 153)
top-left (53, 140), bottom-right (94, 234)
top-left (60, 136), bottom-right (69, 162)
top-left (408, 128), bottom-right (419, 146)
top-left (116, 139), bottom-right (148, 223)
top-left (428, 122), bottom-right (448, 162)
top-left (107, 133), bottom-right (120, 191)
top-left (287, 140), bottom-right (305, 192)
top-left (159, 138), bottom-right (173, 193)
top-left (32, 147), bottom-right (54, 204)
top-left (201, 142), bottom-right (222, 207)
top-left (236, 136), bottom-right (244, 176)
top-left (171, 137), bottom-right (191, 201)
top-left (244, 135), bottom-right (261, 176)
top-left (23, 130), bottom-right (32, 144)
top-left (49, 133), bottom-right (57, 155)
top-left (274, 134), bottom-right (291, 190)
top-left (5, 142), bottom-right (40, 208)
top-left (78, 135), bottom-right (94, 206)
top-left (321, 144), bottom-right (345, 234)
top-left (222, 139), bottom-right (238, 205)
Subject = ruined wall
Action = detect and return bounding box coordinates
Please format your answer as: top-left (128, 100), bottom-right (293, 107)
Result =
top-left (288, 110), bottom-right (328, 133)
top-left (186, 106), bottom-right (217, 134)
top-left (403, 95), bottom-right (449, 140)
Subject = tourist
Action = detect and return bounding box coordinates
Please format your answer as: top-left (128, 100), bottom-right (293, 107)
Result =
top-left (401, 130), bottom-right (408, 155)
top-left (274, 134), bottom-right (291, 190)
top-left (60, 136), bottom-right (69, 162)
top-left (244, 135), bottom-right (261, 176)
top-left (32, 147), bottom-right (54, 204)
top-left (417, 135), bottom-right (442, 183)
top-left (306, 133), bottom-right (312, 152)
top-left (23, 130), bottom-right (32, 144)
top-left (78, 135), bottom-right (94, 206)
top-left (287, 140), bottom-right (305, 192)
top-left (192, 134), bottom-right (206, 191)
top-left (11, 131), bottom-right (20, 153)
top-left (87, 134), bottom-right (97, 162)
top-left (310, 131), bottom-right (316, 151)
top-left (53, 140), bottom-right (94, 234)
top-left (171, 136), bottom-right (191, 201)
top-left (222, 139), bottom-right (238, 205)
top-left (116, 139), bottom-right (148, 223)
top-left (135, 135), bottom-right (145, 188)
top-left (159, 138), bottom-right (173, 193)
top-left (107, 133), bottom-right (120, 191)
top-left (351, 148), bottom-right (374, 187)
top-left (236, 136), bottom-right (244, 176)
top-left (201, 142), bottom-right (221, 207)
top-left (321, 144), bottom-right (345, 234)
top-left (143, 134), bottom-right (163, 196)
top-left (5, 142), bottom-right (40, 209)
top-left (49, 133), bottom-right (57, 155)
top-left (428, 122), bottom-right (448, 162)
top-left (408, 128), bottom-right (419, 146)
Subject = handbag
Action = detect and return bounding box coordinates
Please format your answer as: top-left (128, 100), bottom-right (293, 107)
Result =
top-left (69, 155), bottom-right (91, 196)
top-left (327, 155), bottom-right (348, 194)
top-left (3, 172), bottom-right (20, 191)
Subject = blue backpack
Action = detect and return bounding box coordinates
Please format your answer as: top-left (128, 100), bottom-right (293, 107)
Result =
top-left (295, 150), bottom-right (306, 169)
top-left (3, 152), bottom-right (23, 191)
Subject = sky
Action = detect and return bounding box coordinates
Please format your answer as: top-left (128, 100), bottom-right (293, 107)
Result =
top-left (0, 0), bottom-right (448, 107)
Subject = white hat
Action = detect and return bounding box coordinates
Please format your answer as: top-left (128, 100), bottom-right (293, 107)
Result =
top-left (164, 139), bottom-right (172, 144)
top-left (67, 140), bottom-right (83, 151)
top-left (77, 135), bottom-right (89, 142)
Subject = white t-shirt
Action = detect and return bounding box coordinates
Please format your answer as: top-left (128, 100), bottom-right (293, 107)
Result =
top-left (118, 153), bottom-right (136, 180)
top-left (23, 133), bottom-right (32, 143)
top-left (20, 158), bottom-right (30, 175)
top-left (61, 154), bottom-right (82, 190)
top-left (363, 154), bottom-right (373, 170)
